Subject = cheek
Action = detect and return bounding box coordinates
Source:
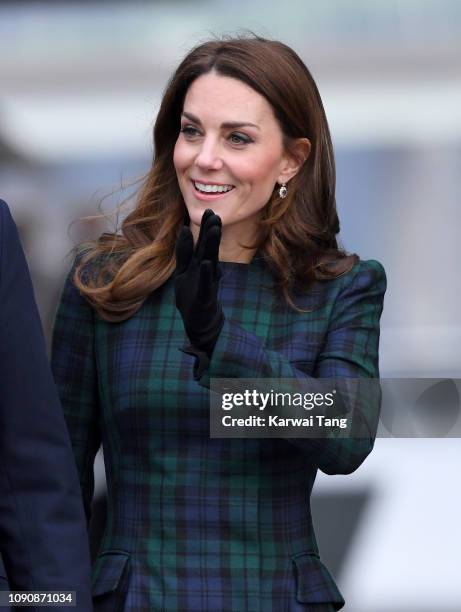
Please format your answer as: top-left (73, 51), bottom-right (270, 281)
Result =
top-left (238, 151), bottom-right (281, 187)
top-left (173, 140), bottom-right (188, 175)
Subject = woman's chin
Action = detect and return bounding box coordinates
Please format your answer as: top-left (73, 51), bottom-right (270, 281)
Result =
top-left (187, 205), bottom-right (226, 225)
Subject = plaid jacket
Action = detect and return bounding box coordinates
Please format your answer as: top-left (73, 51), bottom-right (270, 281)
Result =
top-left (51, 255), bottom-right (386, 612)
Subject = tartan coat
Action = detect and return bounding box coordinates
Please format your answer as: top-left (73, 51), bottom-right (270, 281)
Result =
top-left (51, 252), bottom-right (386, 612)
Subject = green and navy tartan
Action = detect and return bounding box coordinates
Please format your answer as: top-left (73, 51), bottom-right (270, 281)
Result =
top-left (51, 255), bottom-right (386, 611)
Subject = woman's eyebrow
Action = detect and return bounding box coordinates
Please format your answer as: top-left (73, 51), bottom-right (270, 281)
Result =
top-left (181, 111), bottom-right (260, 130)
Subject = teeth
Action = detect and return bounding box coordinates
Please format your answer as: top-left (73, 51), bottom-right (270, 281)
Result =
top-left (194, 181), bottom-right (234, 193)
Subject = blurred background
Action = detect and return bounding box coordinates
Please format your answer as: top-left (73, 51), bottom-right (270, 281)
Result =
top-left (1, 1), bottom-right (460, 610)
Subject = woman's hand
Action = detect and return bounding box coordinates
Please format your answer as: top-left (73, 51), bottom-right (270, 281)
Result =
top-left (174, 209), bottom-right (224, 357)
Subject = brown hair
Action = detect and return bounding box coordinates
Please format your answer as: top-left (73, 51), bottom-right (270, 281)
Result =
top-left (74, 34), bottom-right (357, 321)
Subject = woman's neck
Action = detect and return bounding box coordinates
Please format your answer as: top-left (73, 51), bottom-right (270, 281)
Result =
top-left (218, 243), bottom-right (257, 263)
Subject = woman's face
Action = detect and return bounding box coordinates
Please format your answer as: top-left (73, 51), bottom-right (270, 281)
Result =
top-left (173, 71), bottom-right (293, 239)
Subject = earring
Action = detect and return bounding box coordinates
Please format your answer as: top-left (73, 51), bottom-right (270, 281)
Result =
top-left (278, 182), bottom-right (287, 199)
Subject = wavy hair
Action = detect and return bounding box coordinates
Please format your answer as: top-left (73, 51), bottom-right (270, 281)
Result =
top-left (74, 34), bottom-right (357, 321)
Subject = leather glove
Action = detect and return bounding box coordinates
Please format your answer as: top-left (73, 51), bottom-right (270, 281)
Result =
top-left (174, 209), bottom-right (224, 358)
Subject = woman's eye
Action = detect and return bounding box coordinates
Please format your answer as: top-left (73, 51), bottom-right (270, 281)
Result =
top-left (180, 126), bottom-right (200, 137)
top-left (229, 133), bottom-right (252, 145)
top-left (179, 126), bottom-right (252, 146)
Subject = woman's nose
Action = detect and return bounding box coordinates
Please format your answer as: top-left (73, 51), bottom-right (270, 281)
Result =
top-left (194, 137), bottom-right (223, 170)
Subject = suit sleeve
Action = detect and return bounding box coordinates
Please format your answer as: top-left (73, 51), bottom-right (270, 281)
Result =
top-left (194, 259), bottom-right (386, 476)
top-left (0, 201), bottom-right (92, 609)
top-left (51, 261), bottom-right (101, 524)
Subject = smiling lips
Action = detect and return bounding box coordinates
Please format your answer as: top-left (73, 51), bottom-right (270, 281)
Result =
top-left (191, 179), bottom-right (235, 199)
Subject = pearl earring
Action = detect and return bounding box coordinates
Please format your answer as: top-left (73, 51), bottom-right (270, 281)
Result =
top-left (278, 183), bottom-right (288, 199)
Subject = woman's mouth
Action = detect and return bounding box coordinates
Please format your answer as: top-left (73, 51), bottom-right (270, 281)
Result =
top-left (191, 180), bottom-right (235, 200)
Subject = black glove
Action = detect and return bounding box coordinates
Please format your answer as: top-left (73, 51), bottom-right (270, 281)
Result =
top-left (174, 209), bottom-right (224, 358)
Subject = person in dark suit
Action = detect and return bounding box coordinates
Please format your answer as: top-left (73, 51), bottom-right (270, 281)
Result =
top-left (0, 199), bottom-right (93, 610)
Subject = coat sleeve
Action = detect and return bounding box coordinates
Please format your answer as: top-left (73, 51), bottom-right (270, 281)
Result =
top-left (193, 259), bottom-right (386, 476)
top-left (51, 259), bottom-right (101, 524)
top-left (0, 200), bottom-right (92, 609)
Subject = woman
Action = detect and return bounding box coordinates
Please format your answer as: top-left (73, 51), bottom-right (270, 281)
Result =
top-left (51, 36), bottom-right (386, 611)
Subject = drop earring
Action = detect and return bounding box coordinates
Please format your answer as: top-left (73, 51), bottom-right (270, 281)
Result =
top-left (278, 182), bottom-right (288, 199)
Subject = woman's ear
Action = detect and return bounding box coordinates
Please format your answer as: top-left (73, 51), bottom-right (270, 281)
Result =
top-left (278, 138), bottom-right (311, 184)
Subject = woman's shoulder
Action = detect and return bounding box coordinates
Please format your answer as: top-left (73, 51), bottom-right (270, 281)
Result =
top-left (305, 257), bottom-right (386, 303)
top-left (290, 257), bottom-right (386, 313)
top-left (59, 246), bottom-right (113, 300)
top-left (329, 258), bottom-right (387, 307)
top-left (312, 257), bottom-right (386, 292)
top-left (68, 242), bottom-right (123, 282)
top-left (58, 242), bottom-right (130, 321)
top-left (339, 258), bottom-right (386, 286)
